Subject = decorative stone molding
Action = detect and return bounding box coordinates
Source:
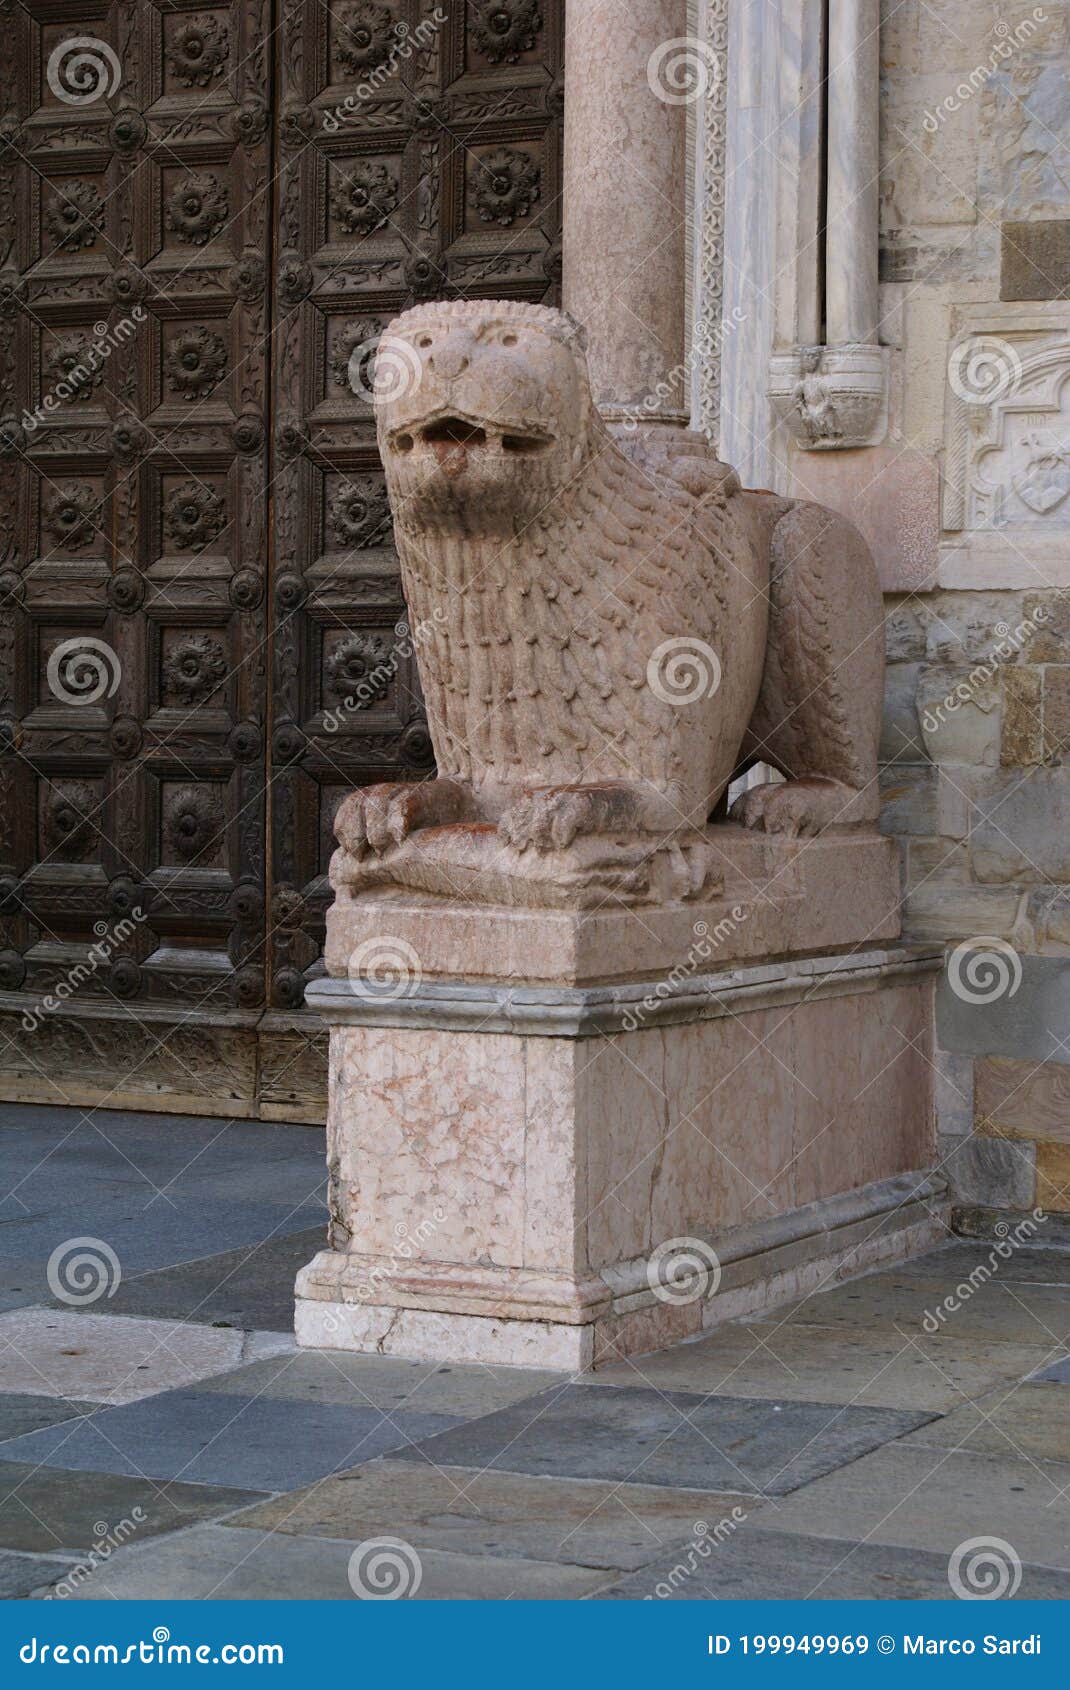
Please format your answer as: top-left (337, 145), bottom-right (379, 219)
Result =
top-left (690, 0), bottom-right (729, 441)
top-left (769, 343), bottom-right (888, 450)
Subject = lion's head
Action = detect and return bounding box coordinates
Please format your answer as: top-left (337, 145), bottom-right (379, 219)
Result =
top-left (369, 300), bottom-right (596, 532)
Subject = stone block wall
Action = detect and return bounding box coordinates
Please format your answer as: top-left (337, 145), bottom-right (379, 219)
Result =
top-left (781, 0), bottom-right (1070, 1229)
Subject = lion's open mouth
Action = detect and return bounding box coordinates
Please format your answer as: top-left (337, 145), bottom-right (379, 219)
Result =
top-left (391, 415), bottom-right (554, 464)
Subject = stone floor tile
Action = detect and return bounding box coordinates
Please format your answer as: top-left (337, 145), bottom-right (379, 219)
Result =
top-left (594, 1321), bottom-right (1050, 1412)
top-left (0, 1460), bottom-right (261, 1555)
top-left (902, 1381), bottom-right (1070, 1463)
top-left (393, 1383), bottom-right (932, 1495)
top-left (598, 1523), bottom-right (1070, 1600)
top-left (0, 1391), bottom-right (97, 1440)
top-left (195, 1349), bottom-right (565, 1419)
top-left (0, 1548), bottom-right (77, 1598)
top-left (759, 1271), bottom-right (1070, 1349)
top-left (49, 1523), bottom-right (612, 1600)
top-left (0, 1391), bottom-right (462, 1493)
top-left (768, 1444), bottom-right (1070, 1570)
top-left (231, 1458), bottom-right (758, 1572)
top-left (891, 1243), bottom-right (1070, 1286)
top-left (102, 1230), bottom-right (324, 1333)
top-left (0, 1309), bottom-right (292, 1404)
top-left (1032, 1354), bottom-right (1070, 1382)
top-left (0, 1197), bottom-right (322, 1277)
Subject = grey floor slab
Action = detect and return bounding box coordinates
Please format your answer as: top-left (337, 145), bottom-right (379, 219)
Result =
top-left (758, 1272), bottom-right (1070, 1349)
top-left (891, 1243), bottom-right (1070, 1286)
top-left (0, 1196), bottom-right (322, 1276)
top-left (901, 1381), bottom-right (1070, 1463)
top-left (0, 1391), bottom-right (97, 1440)
top-left (48, 1522), bottom-right (612, 1600)
top-left (195, 1349), bottom-right (565, 1419)
top-left (102, 1228), bottom-right (325, 1332)
top-left (393, 1383), bottom-right (932, 1496)
top-left (768, 1444), bottom-right (1070, 1571)
top-left (0, 1459), bottom-right (262, 1555)
top-left (594, 1320), bottom-right (1050, 1413)
top-left (0, 1389), bottom-right (463, 1493)
top-left (598, 1523), bottom-right (1070, 1600)
top-left (232, 1457), bottom-right (760, 1573)
top-left (1033, 1354), bottom-right (1070, 1382)
top-left (0, 1548), bottom-right (77, 1599)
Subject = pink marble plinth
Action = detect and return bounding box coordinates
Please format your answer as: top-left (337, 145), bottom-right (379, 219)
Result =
top-left (296, 921), bottom-right (942, 1370)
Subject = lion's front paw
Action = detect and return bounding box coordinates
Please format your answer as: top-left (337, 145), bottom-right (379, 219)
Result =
top-left (335, 779), bottom-right (468, 858)
top-left (498, 790), bottom-right (588, 853)
top-left (730, 778), bottom-right (854, 839)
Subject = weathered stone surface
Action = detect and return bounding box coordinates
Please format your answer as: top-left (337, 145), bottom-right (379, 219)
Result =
top-left (1001, 219), bottom-right (1070, 299)
top-left (881, 664), bottom-right (926, 761)
top-left (1037, 1141), bottom-right (1070, 1212)
top-left (939, 1134), bottom-right (1037, 1211)
top-left (938, 953), bottom-right (1070, 1064)
top-left (0, 1460), bottom-right (261, 1556)
top-left (787, 445), bottom-right (938, 591)
top-left (903, 1383), bottom-right (1070, 1462)
top-left (976, 1056), bottom-right (1070, 1142)
top-left (1024, 887), bottom-right (1070, 951)
top-left (933, 1045), bottom-right (974, 1140)
top-left (885, 598), bottom-right (926, 662)
top-left (924, 593), bottom-right (1027, 665)
top-left (1023, 591), bottom-right (1070, 660)
top-left (879, 765), bottom-right (938, 835)
top-left (1045, 666), bottom-right (1070, 761)
top-left (917, 664), bottom-right (1001, 766)
top-left (901, 883), bottom-right (1020, 943)
top-left (969, 768), bottom-right (1070, 882)
top-left (1002, 667), bottom-right (1043, 765)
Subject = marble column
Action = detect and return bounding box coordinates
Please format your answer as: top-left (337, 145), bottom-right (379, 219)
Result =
top-left (562, 0), bottom-right (690, 421)
top-left (825, 0), bottom-right (880, 349)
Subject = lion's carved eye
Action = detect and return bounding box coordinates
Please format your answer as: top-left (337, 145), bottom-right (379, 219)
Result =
top-left (418, 335), bottom-right (433, 349)
top-left (502, 333), bottom-right (518, 347)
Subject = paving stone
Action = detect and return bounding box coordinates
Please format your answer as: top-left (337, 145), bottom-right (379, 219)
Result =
top-left (102, 1229), bottom-right (325, 1332)
top-left (769, 1445), bottom-right (1070, 1571)
top-left (758, 1270), bottom-right (1070, 1348)
top-left (891, 1242), bottom-right (1070, 1285)
top-left (0, 1309), bottom-right (292, 1405)
top-left (195, 1348), bottom-right (564, 1419)
top-left (1033, 1354), bottom-right (1070, 1382)
top-left (0, 1197), bottom-right (322, 1276)
top-left (592, 1322), bottom-right (1049, 1412)
top-left (0, 1460), bottom-right (261, 1555)
top-left (600, 1523), bottom-right (1070, 1600)
top-left (0, 1548), bottom-right (77, 1598)
top-left (51, 1523), bottom-right (611, 1600)
top-left (903, 1382), bottom-right (1070, 1463)
top-left (393, 1383), bottom-right (932, 1496)
top-left (0, 1390), bottom-right (463, 1493)
top-left (0, 1391), bottom-right (96, 1440)
top-left (232, 1458), bottom-right (758, 1572)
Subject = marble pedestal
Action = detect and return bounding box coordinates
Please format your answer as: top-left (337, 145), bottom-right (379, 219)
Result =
top-left (296, 832), bottom-right (944, 1370)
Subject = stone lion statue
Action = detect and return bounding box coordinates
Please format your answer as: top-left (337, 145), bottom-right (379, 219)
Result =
top-left (333, 299), bottom-right (883, 905)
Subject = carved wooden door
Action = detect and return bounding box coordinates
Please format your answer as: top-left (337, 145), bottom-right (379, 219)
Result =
top-left (0, 0), bottom-right (563, 1122)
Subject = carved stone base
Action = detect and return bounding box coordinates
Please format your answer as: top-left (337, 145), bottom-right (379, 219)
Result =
top-left (769, 344), bottom-right (888, 450)
top-left (296, 924), bottom-right (941, 1370)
